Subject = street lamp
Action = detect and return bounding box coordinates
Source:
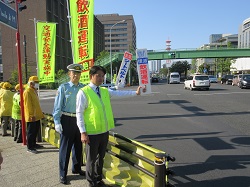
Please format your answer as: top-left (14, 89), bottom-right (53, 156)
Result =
top-left (110, 19), bottom-right (125, 83)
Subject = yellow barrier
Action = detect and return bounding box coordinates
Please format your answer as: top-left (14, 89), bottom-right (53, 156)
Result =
top-left (41, 114), bottom-right (174, 187)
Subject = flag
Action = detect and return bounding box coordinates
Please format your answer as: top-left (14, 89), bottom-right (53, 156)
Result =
top-left (136, 49), bottom-right (151, 94)
top-left (37, 22), bottom-right (56, 84)
top-left (69, 0), bottom-right (94, 83)
top-left (115, 51), bottom-right (132, 88)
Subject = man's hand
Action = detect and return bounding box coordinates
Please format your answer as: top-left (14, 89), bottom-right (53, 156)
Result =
top-left (55, 124), bottom-right (63, 134)
top-left (81, 132), bottom-right (90, 144)
top-left (30, 116), bottom-right (36, 122)
top-left (136, 85), bottom-right (147, 95)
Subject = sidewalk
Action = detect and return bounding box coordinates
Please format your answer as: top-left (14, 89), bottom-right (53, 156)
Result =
top-left (0, 130), bottom-right (112, 187)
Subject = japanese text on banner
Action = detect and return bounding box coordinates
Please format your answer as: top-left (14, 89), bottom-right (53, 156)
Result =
top-left (116, 51), bottom-right (132, 88)
top-left (37, 22), bottom-right (56, 84)
top-left (136, 49), bottom-right (151, 94)
top-left (69, 0), bottom-right (94, 83)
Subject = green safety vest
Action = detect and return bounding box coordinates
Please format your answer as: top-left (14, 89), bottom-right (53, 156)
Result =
top-left (81, 86), bottom-right (114, 135)
top-left (12, 92), bottom-right (21, 120)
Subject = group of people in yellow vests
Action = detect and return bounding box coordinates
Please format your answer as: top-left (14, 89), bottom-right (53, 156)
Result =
top-left (0, 76), bottom-right (42, 146)
top-left (0, 81), bottom-right (23, 141)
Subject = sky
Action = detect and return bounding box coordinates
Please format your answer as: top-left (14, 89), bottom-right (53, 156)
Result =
top-left (94, 0), bottom-right (250, 51)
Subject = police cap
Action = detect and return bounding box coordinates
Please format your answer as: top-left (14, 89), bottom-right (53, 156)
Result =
top-left (67, 64), bottom-right (83, 72)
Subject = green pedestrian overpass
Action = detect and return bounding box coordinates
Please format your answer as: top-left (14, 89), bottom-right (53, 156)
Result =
top-left (95, 48), bottom-right (250, 67)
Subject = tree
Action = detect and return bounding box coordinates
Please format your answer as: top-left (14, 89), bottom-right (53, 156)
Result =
top-left (159, 68), bottom-right (168, 77)
top-left (191, 59), bottom-right (197, 74)
top-left (95, 50), bottom-right (109, 67)
top-left (96, 50), bottom-right (109, 61)
top-left (216, 58), bottom-right (235, 75)
top-left (198, 63), bottom-right (210, 74)
top-left (9, 64), bottom-right (31, 87)
top-left (169, 60), bottom-right (190, 77)
top-left (40, 69), bottom-right (67, 89)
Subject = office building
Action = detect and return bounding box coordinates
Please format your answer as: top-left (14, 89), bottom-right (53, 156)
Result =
top-left (95, 14), bottom-right (136, 53)
top-left (197, 33), bottom-right (238, 75)
top-left (1, 0), bottom-right (104, 81)
top-left (238, 17), bottom-right (250, 48)
top-left (231, 17), bottom-right (250, 73)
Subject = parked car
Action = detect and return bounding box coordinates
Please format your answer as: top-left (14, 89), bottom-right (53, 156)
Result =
top-left (151, 77), bottom-right (159, 83)
top-left (232, 74), bottom-right (242, 86)
top-left (239, 74), bottom-right (250, 89)
top-left (184, 74), bottom-right (210, 90)
top-left (208, 75), bottom-right (218, 83)
top-left (220, 75), bottom-right (234, 85)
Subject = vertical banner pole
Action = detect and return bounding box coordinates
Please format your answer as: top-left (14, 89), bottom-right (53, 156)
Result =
top-left (66, 0), bottom-right (75, 63)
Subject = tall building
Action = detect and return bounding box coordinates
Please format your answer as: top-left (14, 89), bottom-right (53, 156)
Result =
top-left (197, 33), bottom-right (238, 75)
top-left (1, 0), bottom-right (104, 81)
top-left (209, 34), bottom-right (222, 44)
top-left (238, 17), bottom-right (250, 48)
top-left (95, 14), bottom-right (136, 53)
top-left (231, 17), bottom-right (250, 73)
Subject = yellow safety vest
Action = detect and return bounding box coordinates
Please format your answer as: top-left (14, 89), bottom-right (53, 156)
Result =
top-left (81, 86), bottom-right (114, 135)
top-left (12, 92), bottom-right (21, 120)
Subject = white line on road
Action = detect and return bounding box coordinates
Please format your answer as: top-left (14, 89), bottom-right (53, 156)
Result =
top-left (40, 96), bottom-right (55, 100)
top-left (194, 92), bottom-right (250, 96)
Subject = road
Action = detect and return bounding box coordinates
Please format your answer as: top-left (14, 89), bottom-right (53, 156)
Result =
top-left (40, 81), bottom-right (250, 187)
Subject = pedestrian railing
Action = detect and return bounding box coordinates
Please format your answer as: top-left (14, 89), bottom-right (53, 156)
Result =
top-left (41, 113), bottom-right (175, 187)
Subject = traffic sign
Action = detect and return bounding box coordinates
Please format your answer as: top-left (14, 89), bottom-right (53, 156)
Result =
top-left (0, 1), bottom-right (17, 30)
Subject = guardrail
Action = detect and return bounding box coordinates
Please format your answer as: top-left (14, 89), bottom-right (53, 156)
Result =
top-left (41, 113), bottom-right (175, 187)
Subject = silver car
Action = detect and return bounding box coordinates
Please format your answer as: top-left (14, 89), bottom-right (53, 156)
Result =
top-left (208, 75), bottom-right (218, 83)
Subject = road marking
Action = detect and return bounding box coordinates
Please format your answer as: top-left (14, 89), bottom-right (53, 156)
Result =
top-left (213, 93), bottom-right (231, 95)
top-left (194, 92), bottom-right (250, 96)
top-left (167, 94), bottom-right (181, 96)
top-left (194, 93), bottom-right (212, 95)
top-left (232, 92), bottom-right (250, 94)
top-left (40, 96), bottom-right (55, 100)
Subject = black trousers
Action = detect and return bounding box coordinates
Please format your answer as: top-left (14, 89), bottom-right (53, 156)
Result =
top-left (27, 120), bottom-right (40, 150)
top-left (86, 131), bottom-right (109, 186)
top-left (59, 115), bottom-right (82, 178)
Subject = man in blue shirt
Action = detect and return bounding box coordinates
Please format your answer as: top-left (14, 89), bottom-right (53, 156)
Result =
top-left (53, 63), bottom-right (85, 184)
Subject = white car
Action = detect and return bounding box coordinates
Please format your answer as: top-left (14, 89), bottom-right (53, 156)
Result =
top-left (184, 74), bottom-right (210, 91)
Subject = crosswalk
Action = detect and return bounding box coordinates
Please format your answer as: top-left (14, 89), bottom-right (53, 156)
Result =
top-left (38, 90), bottom-right (57, 100)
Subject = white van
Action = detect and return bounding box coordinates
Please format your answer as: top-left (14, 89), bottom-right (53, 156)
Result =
top-left (169, 72), bottom-right (180, 84)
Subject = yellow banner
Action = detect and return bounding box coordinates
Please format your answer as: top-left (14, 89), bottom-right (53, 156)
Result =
top-left (69, 0), bottom-right (94, 83)
top-left (37, 22), bottom-right (56, 84)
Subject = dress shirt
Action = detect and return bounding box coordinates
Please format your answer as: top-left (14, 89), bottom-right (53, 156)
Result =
top-left (53, 81), bottom-right (84, 125)
top-left (76, 82), bottom-right (137, 133)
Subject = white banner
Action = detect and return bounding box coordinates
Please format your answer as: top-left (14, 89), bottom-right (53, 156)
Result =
top-left (136, 49), bottom-right (151, 94)
top-left (116, 51), bottom-right (132, 88)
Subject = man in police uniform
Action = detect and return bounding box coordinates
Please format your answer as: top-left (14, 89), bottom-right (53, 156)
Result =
top-left (53, 63), bottom-right (85, 184)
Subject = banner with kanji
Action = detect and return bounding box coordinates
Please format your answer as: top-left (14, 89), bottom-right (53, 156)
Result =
top-left (136, 49), bottom-right (151, 94)
top-left (115, 51), bottom-right (132, 88)
top-left (69, 0), bottom-right (94, 83)
top-left (37, 22), bottom-right (56, 84)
